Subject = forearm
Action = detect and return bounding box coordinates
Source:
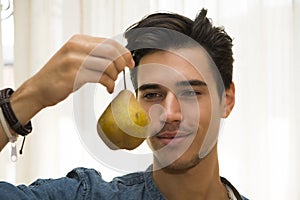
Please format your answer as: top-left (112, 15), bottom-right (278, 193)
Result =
top-left (10, 79), bottom-right (44, 126)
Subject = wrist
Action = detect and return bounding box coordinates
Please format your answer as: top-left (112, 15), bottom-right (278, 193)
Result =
top-left (0, 88), bottom-right (32, 136)
top-left (0, 87), bottom-right (33, 158)
top-left (10, 80), bottom-right (44, 125)
top-left (0, 105), bottom-right (18, 142)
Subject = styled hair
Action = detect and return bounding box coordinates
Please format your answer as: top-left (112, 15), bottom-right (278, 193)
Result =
top-left (125, 9), bottom-right (233, 91)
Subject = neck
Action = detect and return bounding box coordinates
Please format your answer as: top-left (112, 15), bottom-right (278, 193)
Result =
top-left (152, 145), bottom-right (228, 200)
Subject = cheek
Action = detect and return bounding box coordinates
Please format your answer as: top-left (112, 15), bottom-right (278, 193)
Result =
top-left (199, 103), bottom-right (212, 126)
top-left (137, 99), bottom-right (152, 115)
top-left (181, 99), bottom-right (212, 126)
top-left (142, 103), bottom-right (166, 136)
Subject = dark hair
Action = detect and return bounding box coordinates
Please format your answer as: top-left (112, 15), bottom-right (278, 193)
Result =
top-left (125, 9), bottom-right (233, 90)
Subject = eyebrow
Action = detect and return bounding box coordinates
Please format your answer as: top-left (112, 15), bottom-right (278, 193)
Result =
top-left (138, 84), bottom-right (161, 91)
top-left (137, 80), bottom-right (207, 91)
top-left (176, 80), bottom-right (207, 87)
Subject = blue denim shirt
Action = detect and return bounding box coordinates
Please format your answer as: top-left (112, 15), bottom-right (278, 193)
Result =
top-left (0, 167), bottom-right (248, 200)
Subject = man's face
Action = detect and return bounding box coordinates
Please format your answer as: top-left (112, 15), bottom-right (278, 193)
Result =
top-left (136, 47), bottom-right (224, 171)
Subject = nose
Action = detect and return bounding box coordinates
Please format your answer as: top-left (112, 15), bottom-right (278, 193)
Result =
top-left (160, 92), bottom-right (182, 123)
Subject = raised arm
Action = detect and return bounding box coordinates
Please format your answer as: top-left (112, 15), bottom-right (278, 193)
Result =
top-left (0, 34), bottom-right (134, 151)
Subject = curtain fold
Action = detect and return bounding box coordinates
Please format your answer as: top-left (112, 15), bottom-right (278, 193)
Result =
top-left (0, 0), bottom-right (299, 199)
top-left (0, 4), bottom-right (3, 87)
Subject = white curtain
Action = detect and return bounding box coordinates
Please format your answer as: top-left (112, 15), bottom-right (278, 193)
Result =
top-left (0, 0), bottom-right (299, 199)
top-left (0, 4), bottom-right (2, 87)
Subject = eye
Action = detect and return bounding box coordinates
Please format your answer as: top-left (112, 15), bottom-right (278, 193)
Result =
top-left (180, 90), bottom-right (202, 97)
top-left (142, 92), bottom-right (164, 101)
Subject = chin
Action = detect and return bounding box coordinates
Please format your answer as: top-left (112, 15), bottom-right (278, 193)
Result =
top-left (154, 153), bottom-right (201, 172)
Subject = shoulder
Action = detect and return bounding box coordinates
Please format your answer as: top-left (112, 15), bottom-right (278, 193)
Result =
top-left (66, 167), bottom-right (148, 186)
top-left (66, 167), bottom-right (164, 199)
top-left (0, 167), bottom-right (99, 199)
top-left (66, 167), bottom-right (102, 180)
top-left (112, 170), bottom-right (148, 185)
top-left (110, 169), bottom-right (164, 199)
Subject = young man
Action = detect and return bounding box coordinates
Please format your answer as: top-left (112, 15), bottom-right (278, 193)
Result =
top-left (0, 9), bottom-right (248, 200)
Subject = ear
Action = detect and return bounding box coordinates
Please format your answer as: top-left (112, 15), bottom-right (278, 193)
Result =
top-left (222, 83), bottom-right (235, 118)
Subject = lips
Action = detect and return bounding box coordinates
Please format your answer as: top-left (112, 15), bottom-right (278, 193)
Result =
top-left (157, 131), bottom-right (185, 138)
top-left (155, 131), bottom-right (192, 146)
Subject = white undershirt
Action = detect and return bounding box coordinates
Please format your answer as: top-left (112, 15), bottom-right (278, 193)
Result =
top-left (225, 184), bottom-right (238, 200)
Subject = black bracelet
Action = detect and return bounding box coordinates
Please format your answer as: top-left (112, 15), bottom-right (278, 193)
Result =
top-left (0, 88), bottom-right (32, 136)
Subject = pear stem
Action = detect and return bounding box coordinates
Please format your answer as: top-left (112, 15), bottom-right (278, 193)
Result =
top-left (123, 70), bottom-right (127, 90)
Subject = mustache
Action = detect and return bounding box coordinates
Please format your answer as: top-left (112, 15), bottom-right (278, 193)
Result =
top-left (150, 121), bottom-right (198, 136)
top-left (160, 121), bottom-right (181, 132)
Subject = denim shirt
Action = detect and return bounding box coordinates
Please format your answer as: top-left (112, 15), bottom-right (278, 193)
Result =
top-left (0, 167), bottom-right (248, 200)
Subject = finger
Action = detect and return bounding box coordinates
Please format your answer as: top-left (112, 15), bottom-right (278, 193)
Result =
top-left (73, 35), bottom-right (135, 69)
top-left (90, 40), bottom-right (134, 69)
top-left (98, 73), bottom-right (115, 93)
top-left (82, 56), bottom-right (119, 81)
top-left (73, 68), bottom-right (115, 93)
top-left (119, 49), bottom-right (135, 69)
top-left (111, 41), bottom-right (135, 69)
top-left (67, 35), bottom-right (134, 67)
top-left (64, 35), bottom-right (101, 55)
top-left (112, 54), bottom-right (129, 72)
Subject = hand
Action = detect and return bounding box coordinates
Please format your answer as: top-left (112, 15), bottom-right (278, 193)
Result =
top-left (1, 34), bottom-right (134, 149)
top-left (28, 34), bottom-right (135, 108)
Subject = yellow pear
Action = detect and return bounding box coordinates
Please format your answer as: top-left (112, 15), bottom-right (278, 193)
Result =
top-left (97, 90), bottom-right (149, 150)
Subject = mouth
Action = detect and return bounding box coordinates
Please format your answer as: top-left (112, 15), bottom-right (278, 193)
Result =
top-left (155, 131), bottom-right (192, 146)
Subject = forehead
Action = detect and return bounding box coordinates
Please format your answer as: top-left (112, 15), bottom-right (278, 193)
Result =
top-left (137, 47), bottom-right (212, 88)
